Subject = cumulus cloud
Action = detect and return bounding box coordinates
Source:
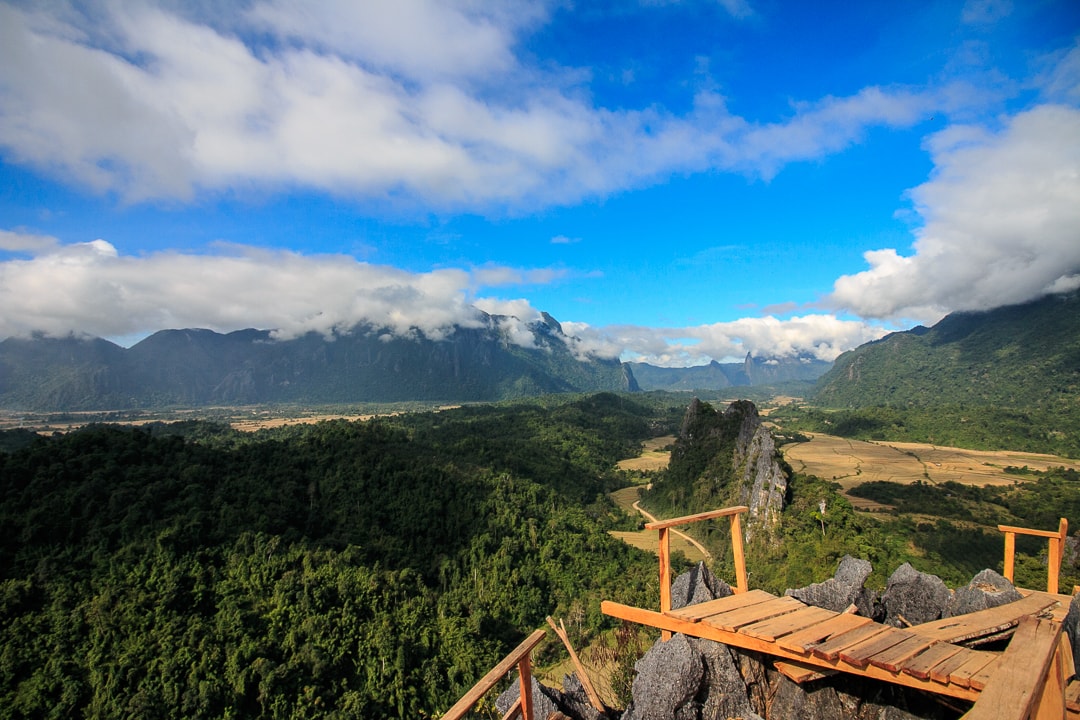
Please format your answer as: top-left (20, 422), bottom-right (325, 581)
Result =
top-left (0, 1), bottom-right (937, 209)
top-left (0, 240), bottom-right (561, 343)
top-left (828, 104), bottom-right (1080, 322)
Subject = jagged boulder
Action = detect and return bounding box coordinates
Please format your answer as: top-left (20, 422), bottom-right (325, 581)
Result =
top-left (620, 633), bottom-right (704, 720)
top-left (787, 555), bottom-right (881, 618)
top-left (687, 636), bottom-right (764, 720)
top-left (495, 676), bottom-right (563, 720)
top-left (560, 673), bottom-right (605, 720)
top-left (768, 675), bottom-right (846, 719)
top-left (671, 562), bottom-right (732, 610)
top-left (881, 564), bottom-right (950, 627)
top-left (943, 569), bottom-right (1022, 617)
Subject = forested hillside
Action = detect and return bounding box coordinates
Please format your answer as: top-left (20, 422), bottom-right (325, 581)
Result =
top-left (0, 313), bottom-right (636, 411)
top-left (806, 292), bottom-right (1080, 456)
top-left (0, 394), bottom-right (662, 719)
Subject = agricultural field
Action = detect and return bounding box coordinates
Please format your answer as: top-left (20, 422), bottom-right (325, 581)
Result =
top-left (783, 432), bottom-right (1080, 510)
top-left (615, 435), bottom-right (676, 471)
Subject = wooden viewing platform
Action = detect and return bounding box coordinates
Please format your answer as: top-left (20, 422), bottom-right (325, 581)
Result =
top-left (601, 506), bottom-right (1079, 720)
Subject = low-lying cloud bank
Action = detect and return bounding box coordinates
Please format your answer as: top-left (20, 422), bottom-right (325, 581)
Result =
top-left (0, 236), bottom-right (883, 363)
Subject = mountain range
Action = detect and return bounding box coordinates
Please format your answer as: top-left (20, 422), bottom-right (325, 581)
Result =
top-left (0, 313), bottom-right (636, 410)
top-left (814, 290), bottom-right (1080, 412)
top-left (3, 291), bottom-right (1076, 412)
top-left (630, 353), bottom-right (831, 391)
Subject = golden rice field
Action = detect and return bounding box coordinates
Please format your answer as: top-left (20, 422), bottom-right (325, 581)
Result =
top-left (615, 435), bottom-right (676, 471)
top-left (782, 432), bottom-right (1080, 510)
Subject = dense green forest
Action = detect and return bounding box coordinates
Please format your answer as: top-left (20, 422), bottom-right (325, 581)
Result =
top-left (0, 394), bottom-right (664, 719)
top-left (3, 390), bottom-right (1078, 719)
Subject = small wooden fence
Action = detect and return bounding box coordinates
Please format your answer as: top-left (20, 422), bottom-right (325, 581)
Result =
top-left (441, 628), bottom-right (546, 720)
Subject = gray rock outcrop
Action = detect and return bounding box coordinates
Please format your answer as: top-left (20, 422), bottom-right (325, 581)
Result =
top-left (787, 555), bottom-right (881, 618)
top-left (726, 401), bottom-right (788, 541)
top-left (943, 569), bottom-right (1022, 617)
top-left (620, 633), bottom-right (705, 720)
top-left (671, 561), bottom-right (732, 611)
top-left (495, 676), bottom-right (563, 720)
top-left (881, 563), bottom-right (950, 627)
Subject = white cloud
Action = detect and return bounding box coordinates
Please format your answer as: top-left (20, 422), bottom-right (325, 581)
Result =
top-left (0, 1), bottom-right (938, 209)
top-left (0, 229), bottom-right (59, 253)
top-left (828, 104), bottom-right (1080, 322)
top-left (0, 239), bottom-right (565, 344)
top-left (562, 315), bottom-right (888, 365)
top-left (0, 235), bottom-right (886, 363)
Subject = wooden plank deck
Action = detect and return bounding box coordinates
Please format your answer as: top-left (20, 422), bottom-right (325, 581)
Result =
top-left (602, 588), bottom-right (1068, 708)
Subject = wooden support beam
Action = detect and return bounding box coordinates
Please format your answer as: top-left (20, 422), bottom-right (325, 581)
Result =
top-left (659, 527), bottom-right (672, 641)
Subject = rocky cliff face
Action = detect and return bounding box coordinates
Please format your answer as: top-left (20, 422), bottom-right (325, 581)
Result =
top-left (726, 400), bottom-right (788, 542)
top-left (652, 398), bottom-right (789, 545)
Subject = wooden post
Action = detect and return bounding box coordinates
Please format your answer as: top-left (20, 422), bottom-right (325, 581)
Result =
top-left (518, 655), bottom-right (534, 720)
top-left (1048, 518), bottom-right (1068, 595)
top-left (999, 519), bottom-right (1069, 594)
top-left (730, 512), bottom-right (747, 594)
top-left (1002, 530), bottom-right (1016, 583)
top-left (658, 527), bottom-right (672, 641)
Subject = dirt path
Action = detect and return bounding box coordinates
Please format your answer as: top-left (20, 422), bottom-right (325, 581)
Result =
top-left (631, 500), bottom-right (711, 561)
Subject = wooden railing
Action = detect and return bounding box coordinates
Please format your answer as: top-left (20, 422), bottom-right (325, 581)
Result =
top-left (646, 505), bottom-right (749, 640)
top-left (999, 518), bottom-right (1068, 594)
top-left (442, 628), bottom-right (546, 720)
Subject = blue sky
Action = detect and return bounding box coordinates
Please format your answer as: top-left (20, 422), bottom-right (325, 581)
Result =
top-left (1, 0), bottom-right (1078, 366)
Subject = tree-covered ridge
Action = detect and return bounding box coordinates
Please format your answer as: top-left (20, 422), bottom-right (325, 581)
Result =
top-left (812, 292), bottom-right (1080, 442)
top-left (0, 394), bottom-right (662, 719)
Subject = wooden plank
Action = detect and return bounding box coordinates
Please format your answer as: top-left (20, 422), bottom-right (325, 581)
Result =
top-left (913, 593), bottom-right (1058, 644)
top-left (740, 605), bottom-right (838, 642)
top-left (665, 589), bottom-right (776, 622)
top-left (1032, 637), bottom-right (1067, 720)
top-left (839, 627), bottom-right (912, 669)
top-left (929, 648), bottom-right (984, 685)
top-left (902, 642), bottom-right (965, 680)
top-left (867, 635), bottom-right (937, 673)
top-left (949, 653), bottom-right (999, 689)
top-left (601, 600), bottom-right (983, 703)
top-left (774, 659), bottom-right (836, 684)
top-left (960, 616), bottom-right (1064, 720)
top-left (968, 657), bottom-right (1001, 691)
top-left (645, 505), bottom-right (748, 530)
top-left (777, 612), bottom-right (873, 654)
top-left (812, 623), bottom-right (889, 662)
top-left (704, 596), bottom-right (804, 632)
